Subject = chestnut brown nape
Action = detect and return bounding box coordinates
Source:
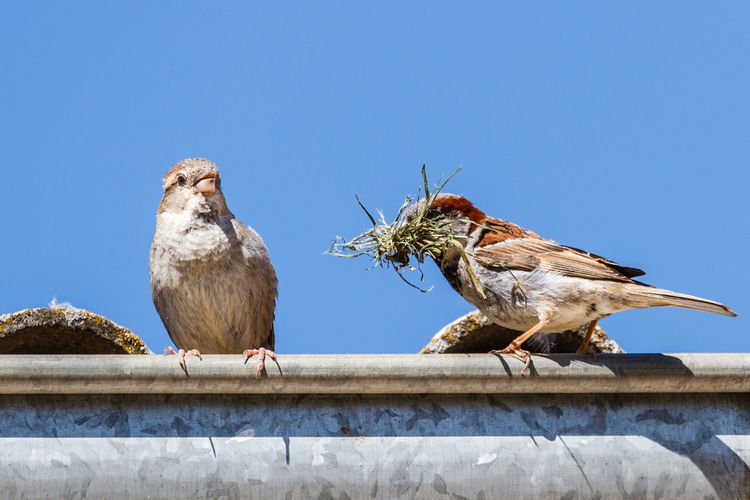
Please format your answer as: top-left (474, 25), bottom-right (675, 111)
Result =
top-left (430, 194), bottom-right (486, 223)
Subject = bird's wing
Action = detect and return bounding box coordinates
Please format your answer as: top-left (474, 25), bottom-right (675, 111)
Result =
top-left (562, 245), bottom-right (645, 278)
top-left (473, 237), bottom-right (644, 283)
top-left (474, 217), bottom-right (543, 245)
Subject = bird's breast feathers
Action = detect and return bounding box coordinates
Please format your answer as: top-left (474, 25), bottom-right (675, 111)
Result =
top-left (153, 210), bottom-right (236, 262)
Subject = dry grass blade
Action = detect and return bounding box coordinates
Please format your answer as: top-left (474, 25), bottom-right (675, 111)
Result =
top-left (328, 166), bottom-right (487, 297)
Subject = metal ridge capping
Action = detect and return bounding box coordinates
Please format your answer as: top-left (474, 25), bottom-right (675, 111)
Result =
top-left (0, 353), bottom-right (747, 394)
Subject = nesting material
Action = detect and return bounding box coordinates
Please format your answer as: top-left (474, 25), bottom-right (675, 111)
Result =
top-left (328, 166), bottom-right (485, 293)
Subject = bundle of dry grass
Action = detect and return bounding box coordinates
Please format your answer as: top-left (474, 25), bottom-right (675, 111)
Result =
top-left (328, 166), bottom-right (486, 296)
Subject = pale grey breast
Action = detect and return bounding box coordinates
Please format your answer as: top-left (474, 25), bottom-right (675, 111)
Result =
top-left (151, 213), bottom-right (277, 353)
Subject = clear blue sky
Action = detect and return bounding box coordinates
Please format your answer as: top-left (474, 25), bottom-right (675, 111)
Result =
top-left (2, 2), bottom-right (748, 354)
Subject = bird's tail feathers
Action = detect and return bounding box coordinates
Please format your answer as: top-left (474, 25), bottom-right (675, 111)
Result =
top-left (625, 284), bottom-right (736, 317)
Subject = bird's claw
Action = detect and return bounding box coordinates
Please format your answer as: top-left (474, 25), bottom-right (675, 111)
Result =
top-left (490, 343), bottom-right (532, 374)
top-left (243, 347), bottom-right (277, 377)
top-left (164, 346), bottom-right (202, 374)
top-left (576, 342), bottom-right (597, 355)
top-left (576, 342), bottom-right (598, 362)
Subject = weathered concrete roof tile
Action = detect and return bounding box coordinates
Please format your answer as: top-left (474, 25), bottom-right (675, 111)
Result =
top-left (0, 307), bottom-right (150, 354)
top-left (421, 310), bottom-right (624, 354)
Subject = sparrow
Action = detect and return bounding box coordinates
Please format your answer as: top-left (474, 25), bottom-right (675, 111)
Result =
top-left (404, 194), bottom-right (736, 371)
top-left (150, 158), bottom-right (278, 375)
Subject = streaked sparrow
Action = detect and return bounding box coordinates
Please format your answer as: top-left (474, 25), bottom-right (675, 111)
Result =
top-left (404, 194), bottom-right (736, 371)
top-left (150, 158), bottom-right (278, 375)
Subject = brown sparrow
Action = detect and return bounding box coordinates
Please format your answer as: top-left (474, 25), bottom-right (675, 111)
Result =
top-left (150, 158), bottom-right (278, 375)
top-left (404, 194), bottom-right (736, 371)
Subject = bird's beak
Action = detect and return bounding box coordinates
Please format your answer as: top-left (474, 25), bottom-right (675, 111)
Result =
top-left (192, 168), bottom-right (217, 195)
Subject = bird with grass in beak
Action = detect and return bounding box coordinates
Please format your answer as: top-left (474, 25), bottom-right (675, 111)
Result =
top-left (402, 193), bottom-right (736, 373)
top-left (150, 158), bottom-right (278, 376)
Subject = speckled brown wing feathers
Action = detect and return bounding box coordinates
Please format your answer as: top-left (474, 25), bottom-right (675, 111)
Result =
top-left (562, 245), bottom-right (645, 279)
top-left (474, 218), bottom-right (543, 245)
top-left (473, 217), bottom-right (644, 284)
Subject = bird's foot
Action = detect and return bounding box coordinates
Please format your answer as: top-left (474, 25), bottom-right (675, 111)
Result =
top-left (576, 320), bottom-right (599, 358)
top-left (243, 347), bottom-right (278, 377)
top-left (576, 342), bottom-right (598, 356)
top-left (164, 346), bottom-right (202, 374)
top-left (490, 343), bottom-right (532, 374)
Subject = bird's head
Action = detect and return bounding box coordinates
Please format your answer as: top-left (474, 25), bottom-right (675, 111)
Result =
top-left (158, 158), bottom-right (229, 216)
top-left (401, 193), bottom-right (486, 241)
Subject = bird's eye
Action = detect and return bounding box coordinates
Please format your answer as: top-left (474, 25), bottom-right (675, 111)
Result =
top-left (177, 175), bottom-right (187, 187)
